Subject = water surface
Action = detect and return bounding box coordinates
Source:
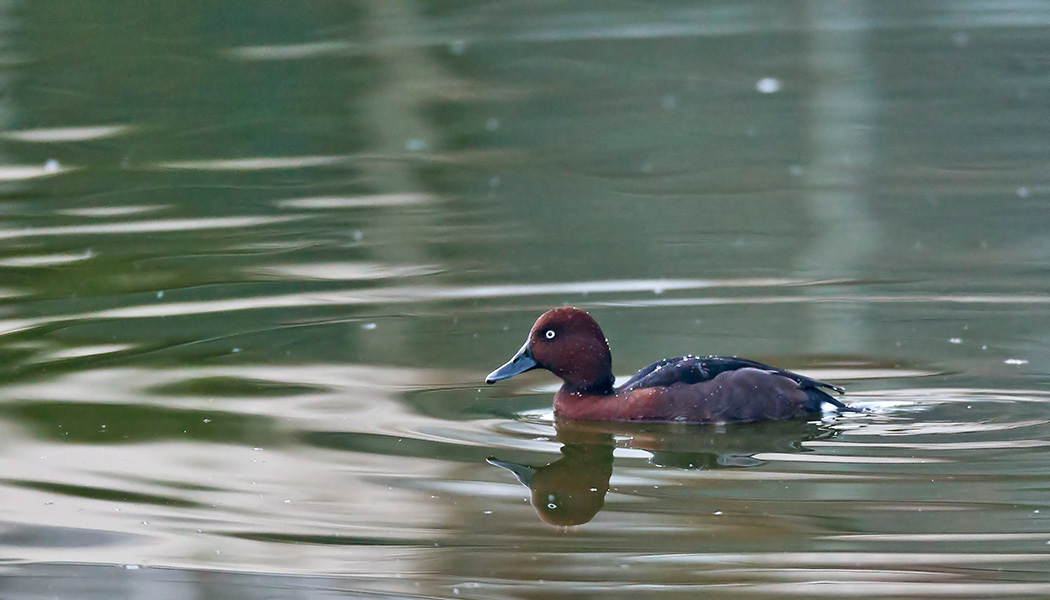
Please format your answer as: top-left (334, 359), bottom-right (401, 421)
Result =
top-left (2, 2), bottom-right (1050, 598)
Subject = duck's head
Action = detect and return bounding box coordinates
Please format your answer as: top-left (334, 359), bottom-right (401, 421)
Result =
top-left (486, 307), bottom-right (614, 394)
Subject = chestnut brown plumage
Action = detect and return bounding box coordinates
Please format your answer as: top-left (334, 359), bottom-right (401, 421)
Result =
top-left (487, 307), bottom-right (848, 424)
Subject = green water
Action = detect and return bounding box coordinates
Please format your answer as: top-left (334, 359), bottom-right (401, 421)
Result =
top-left (3, 1), bottom-right (1050, 598)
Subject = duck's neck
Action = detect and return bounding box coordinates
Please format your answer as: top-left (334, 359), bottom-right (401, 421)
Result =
top-left (554, 384), bottom-right (627, 421)
top-left (560, 376), bottom-right (615, 397)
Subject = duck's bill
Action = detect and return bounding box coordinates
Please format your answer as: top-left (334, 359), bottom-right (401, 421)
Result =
top-left (485, 342), bottom-right (538, 383)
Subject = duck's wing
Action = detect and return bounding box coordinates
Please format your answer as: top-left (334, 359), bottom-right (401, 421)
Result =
top-left (698, 356), bottom-right (845, 394)
top-left (619, 355), bottom-right (845, 395)
top-left (616, 357), bottom-right (682, 389)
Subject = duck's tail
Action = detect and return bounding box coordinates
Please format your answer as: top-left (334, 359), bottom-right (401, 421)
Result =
top-left (805, 388), bottom-right (860, 413)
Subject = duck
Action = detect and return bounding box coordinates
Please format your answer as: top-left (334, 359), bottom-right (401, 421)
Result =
top-left (485, 307), bottom-right (849, 423)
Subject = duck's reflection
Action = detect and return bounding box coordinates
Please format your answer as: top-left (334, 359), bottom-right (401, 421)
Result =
top-left (489, 417), bottom-right (836, 527)
top-left (488, 443), bottom-right (613, 527)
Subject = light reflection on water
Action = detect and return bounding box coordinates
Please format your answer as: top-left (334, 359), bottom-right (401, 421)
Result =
top-left (2, 1), bottom-right (1050, 599)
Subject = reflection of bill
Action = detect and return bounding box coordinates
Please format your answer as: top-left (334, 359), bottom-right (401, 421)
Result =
top-left (489, 417), bottom-right (837, 527)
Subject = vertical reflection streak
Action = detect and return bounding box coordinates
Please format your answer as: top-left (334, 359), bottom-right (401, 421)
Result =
top-left (802, 1), bottom-right (881, 354)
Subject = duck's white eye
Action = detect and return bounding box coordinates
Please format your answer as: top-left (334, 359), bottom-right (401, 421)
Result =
top-left (545, 330), bottom-right (556, 339)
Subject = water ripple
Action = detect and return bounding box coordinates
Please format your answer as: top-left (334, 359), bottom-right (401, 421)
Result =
top-left (151, 156), bottom-right (352, 171)
top-left (274, 193), bottom-right (431, 209)
top-left (0, 250), bottom-right (95, 268)
top-left (0, 216), bottom-right (303, 240)
top-left (249, 262), bottom-right (441, 281)
top-left (1, 125), bottom-right (131, 143)
top-left (0, 163), bottom-right (69, 181)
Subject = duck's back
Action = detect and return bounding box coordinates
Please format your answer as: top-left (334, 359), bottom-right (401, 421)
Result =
top-left (653, 368), bottom-right (821, 422)
top-left (614, 356), bottom-right (844, 423)
top-left (620, 355), bottom-right (842, 393)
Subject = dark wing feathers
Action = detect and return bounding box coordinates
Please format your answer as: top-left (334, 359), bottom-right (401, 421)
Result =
top-left (619, 355), bottom-right (845, 395)
top-left (617, 357), bottom-right (692, 389)
top-left (695, 356), bottom-right (845, 394)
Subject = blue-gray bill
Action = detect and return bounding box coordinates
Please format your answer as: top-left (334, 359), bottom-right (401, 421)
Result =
top-left (485, 342), bottom-right (538, 383)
